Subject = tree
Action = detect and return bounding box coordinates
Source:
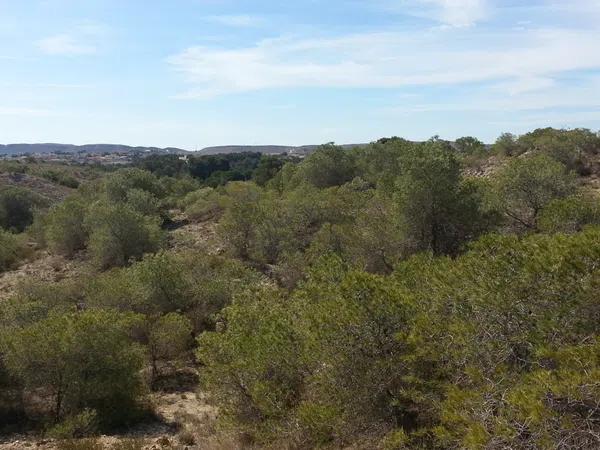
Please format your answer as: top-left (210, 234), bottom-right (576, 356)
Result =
top-left (252, 155), bottom-right (285, 186)
top-left (454, 136), bottom-right (486, 155)
top-left (4, 310), bottom-right (146, 427)
top-left (45, 195), bottom-right (88, 256)
top-left (492, 132), bottom-right (522, 156)
top-left (84, 202), bottom-right (165, 269)
top-left (538, 193), bottom-right (600, 233)
top-left (0, 186), bottom-right (48, 232)
top-left (0, 230), bottom-right (27, 272)
top-left (495, 154), bottom-right (577, 231)
top-left (293, 144), bottom-right (357, 188)
top-left (148, 313), bottom-right (192, 383)
top-left (394, 141), bottom-right (496, 255)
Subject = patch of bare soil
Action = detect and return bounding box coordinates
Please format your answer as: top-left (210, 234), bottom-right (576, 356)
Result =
top-left (0, 251), bottom-right (85, 301)
top-left (0, 389), bottom-right (239, 450)
top-left (0, 173), bottom-right (74, 203)
top-left (168, 214), bottom-right (223, 255)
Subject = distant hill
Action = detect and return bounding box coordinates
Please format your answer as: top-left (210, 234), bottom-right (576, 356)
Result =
top-left (0, 143), bottom-right (188, 156)
top-left (0, 143), bottom-right (367, 156)
top-left (197, 144), bottom-right (366, 156)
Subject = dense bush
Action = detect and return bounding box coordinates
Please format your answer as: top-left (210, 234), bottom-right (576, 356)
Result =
top-left (4, 310), bottom-right (146, 427)
top-left (0, 186), bottom-right (48, 232)
top-left (84, 202), bottom-right (165, 269)
top-left (198, 228), bottom-right (600, 448)
top-left (0, 230), bottom-right (28, 272)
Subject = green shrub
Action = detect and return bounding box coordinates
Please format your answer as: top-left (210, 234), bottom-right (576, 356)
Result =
top-left (0, 230), bottom-right (27, 272)
top-left (4, 310), bottom-right (147, 427)
top-left (0, 186), bottom-right (48, 232)
top-left (85, 202), bottom-right (165, 269)
top-left (47, 409), bottom-right (98, 439)
top-left (45, 195), bottom-right (88, 256)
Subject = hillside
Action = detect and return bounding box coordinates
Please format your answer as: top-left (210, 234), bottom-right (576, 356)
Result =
top-left (197, 143), bottom-right (366, 155)
top-left (0, 143), bottom-right (188, 156)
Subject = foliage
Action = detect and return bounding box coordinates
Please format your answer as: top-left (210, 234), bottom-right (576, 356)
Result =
top-left (4, 310), bottom-right (146, 427)
top-left (44, 195), bottom-right (88, 256)
top-left (148, 313), bottom-right (192, 381)
top-left (0, 186), bottom-right (48, 232)
top-left (495, 154), bottom-right (577, 231)
top-left (84, 201), bottom-right (165, 269)
top-left (0, 230), bottom-right (28, 272)
top-left (292, 144), bottom-right (357, 188)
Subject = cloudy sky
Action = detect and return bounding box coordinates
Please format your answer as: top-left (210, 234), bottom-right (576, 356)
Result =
top-left (1, 0), bottom-right (599, 148)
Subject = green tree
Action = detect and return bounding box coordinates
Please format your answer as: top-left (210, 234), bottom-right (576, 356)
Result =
top-left (84, 202), bottom-right (165, 269)
top-left (293, 144), bottom-right (357, 188)
top-left (395, 141), bottom-right (496, 255)
top-left (0, 230), bottom-right (27, 272)
top-left (148, 313), bottom-right (192, 383)
top-left (0, 186), bottom-right (48, 232)
top-left (495, 154), bottom-right (577, 231)
top-left (4, 310), bottom-right (146, 426)
top-left (45, 195), bottom-right (88, 257)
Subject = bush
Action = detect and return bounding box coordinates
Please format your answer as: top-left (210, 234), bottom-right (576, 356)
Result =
top-left (47, 409), bottom-right (98, 439)
top-left (0, 186), bottom-right (48, 232)
top-left (45, 195), bottom-right (88, 256)
top-left (0, 230), bottom-right (28, 272)
top-left (495, 154), bottom-right (577, 231)
top-left (4, 310), bottom-right (147, 427)
top-left (148, 313), bottom-right (192, 382)
top-left (85, 202), bottom-right (165, 269)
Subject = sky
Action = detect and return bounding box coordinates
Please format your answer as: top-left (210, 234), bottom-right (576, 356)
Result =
top-left (1, 0), bottom-right (600, 149)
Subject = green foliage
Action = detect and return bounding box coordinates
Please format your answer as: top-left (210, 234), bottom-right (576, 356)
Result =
top-left (197, 285), bottom-right (303, 440)
top-left (0, 230), bottom-right (28, 272)
top-left (181, 187), bottom-right (223, 221)
top-left (252, 155), bottom-right (286, 186)
top-left (454, 136), bottom-right (486, 155)
top-left (47, 409), bottom-right (98, 439)
top-left (495, 154), bottom-right (577, 231)
top-left (84, 201), bottom-right (165, 269)
top-left (197, 227), bottom-right (600, 447)
top-left (148, 313), bottom-right (192, 381)
top-left (0, 186), bottom-right (48, 232)
top-left (45, 195), bottom-right (88, 256)
top-left (539, 193), bottom-right (600, 233)
top-left (4, 310), bottom-right (146, 427)
top-left (395, 141), bottom-right (496, 255)
top-left (293, 144), bottom-right (357, 188)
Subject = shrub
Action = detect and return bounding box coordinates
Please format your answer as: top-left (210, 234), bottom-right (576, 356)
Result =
top-left (84, 202), bottom-right (165, 269)
top-left (495, 154), bottom-right (577, 231)
top-left (0, 230), bottom-right (27, 272)
top-left (4, 310), bottom-right (147, 427)
top-left (0, 186), bottom-right (48, 232)
top-left (148, 313), bottom-right (193, 382)
top-left (45, 195), bottom-right (88, 257)
top-left (47, 409), bottom-right (98, 439)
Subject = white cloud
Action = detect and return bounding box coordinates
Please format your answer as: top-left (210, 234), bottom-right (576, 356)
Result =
top-left (378, 0), bottom-right (490, 27)
top-left (421, 0), bottom-right (489, 27)
top-left (36, 21), bottom-right (106, 56)
top-left (205, 14), bottom-right (265, 27)
top-left (168, 27), bottom-right (600, 99)
top-left (37, 34), bottom-right (95, 56)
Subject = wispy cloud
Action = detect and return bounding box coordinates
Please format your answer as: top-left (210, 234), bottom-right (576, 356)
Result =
top-left (36, 21), bottom-right (107, 56)
top-left (205, 14), bottom-right (266, 27)
top-left (378, 0), bottom-right (490, 27)
top-left (37, 34), bottom-right (95, 56)
top-left (168, 27), bottom-right (600, 99)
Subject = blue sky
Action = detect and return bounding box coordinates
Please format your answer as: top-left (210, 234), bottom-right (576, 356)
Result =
top-left (1, 0), bottom-right (599, 149)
